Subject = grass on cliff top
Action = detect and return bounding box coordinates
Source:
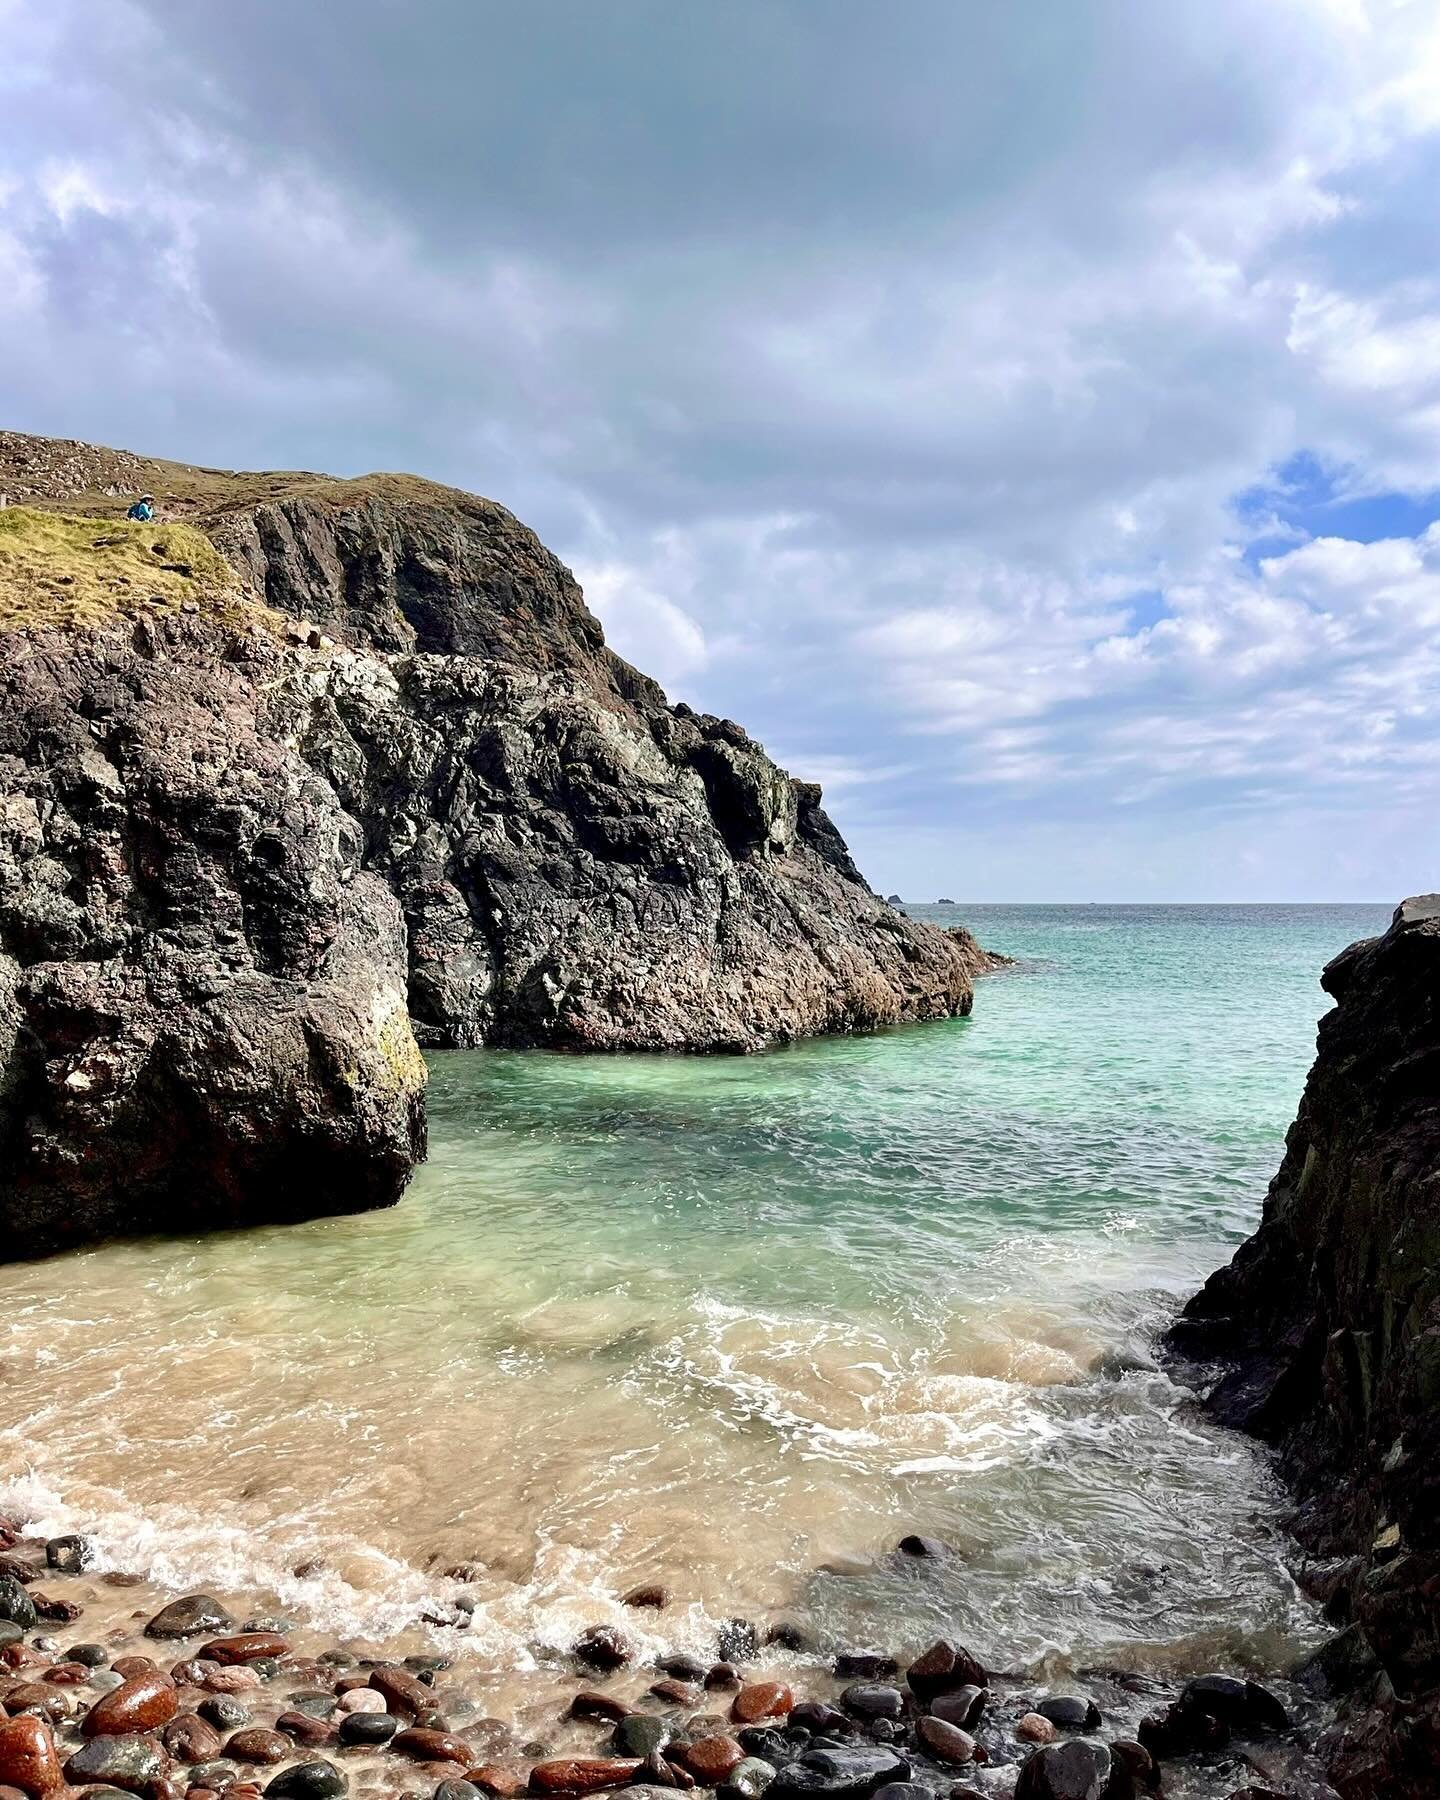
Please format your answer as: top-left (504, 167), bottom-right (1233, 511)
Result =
top-left (0, 506), bottom-right (251, 633)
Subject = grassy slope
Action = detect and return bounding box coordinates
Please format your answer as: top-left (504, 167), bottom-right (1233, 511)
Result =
top-left (0, 506), bottom-right (254, 632)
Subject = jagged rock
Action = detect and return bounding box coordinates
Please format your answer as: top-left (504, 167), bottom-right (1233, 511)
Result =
top-left (1170, 897), bottom-right (1440, 1800)
top-left (0, 432), bottom-right (978, 1257)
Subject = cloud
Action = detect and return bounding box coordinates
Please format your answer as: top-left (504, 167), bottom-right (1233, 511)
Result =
top-left (1, 0), bottom-right (1439, 897)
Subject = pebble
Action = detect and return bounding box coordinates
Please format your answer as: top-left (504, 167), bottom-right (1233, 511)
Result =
top-left (337, 1711), bottom-right (399, 1747)
top-left (770, 1746), bottom-right (911, 1798)
top-left (720, 1757), bottom-right (778, 1800)
top-left (611, 1717), bottom-right (670, 1758)
top-left (466, 1768), bottom-right (527, 1797)
top-left (671, 1735), bottom-right (748, 1784)
top-left (264, 1761), bottom-right (348, 1800)
top-left (571, 1628), bottom-right (631, 1673)
top-left (1035, 1698), bottom-right (1100, 1734)
top-left (84, 1670), bottom-right (180, 1736)
top-left (0, 1579), bottom-right (38, 1633)
top-left (275, 1711), bottom-right (339, 1747)
top-left (656, 1656), bottom-right (708, 1686)
top-left (337, 1687), bottom-right (388, 1714)
top-left (929, 1686), bottom-right (984, 1731)
top-left (914, 1718), bottom-right (974, 1766)
top-left (840, 1685), bottom-right (904, 1721)
top-left (1179, 1674), bottom-right (1289, 1731)
top-left (789, 1703), bottom-right (846, 1734)
top-left (1013, 1741), bottom-right (1111, 1800)
top-left (1015, 1715), bottom-right (1056, 1745)
top-left (528, 1760), bottom-right (643, 1795)
top-left (393, 1729), bottom-right (474, 1765)
top-left (44, 1535), bottom-right (92, 1573)
top-left (199, 1634), bottom-right (289, 1666)
top-left (705, 1664), bottom-right (743, 1693)
top-left (146, 1597), bottom-right (235, 1641)
top-left (732, 1683), bottom-right (794, 1724)
top-left (620, 1585), bottom-right (670, 1610)
top-left (648, 1680), bottom-right (698, 1707)
top-left (200, 1695), bottom-right (253, 1730)
top-left (834, 1656), bottom-right (898, 1682)
top-left (226, 1731), bottom-right (292, 1765)
top-left (205, 1667), bottom-right (263, 1694)
top-left (109, 1655), bottom-right (160, 1679)
top-left (370, 1665), bottom-right (433, 1718)
top-left (435, 1784), bottom-right (483, 1800)
top-left (163, 1714), bottom-right (226, 1762)
top-left (64, 1731), bottom-right (168, 1791)
top-left (895, 1536), bottom-right (949, 1560)
top-left (905, 1642), bottom-right (987, 1702)
top-left (0, 1715), bottom-right (65, 1798)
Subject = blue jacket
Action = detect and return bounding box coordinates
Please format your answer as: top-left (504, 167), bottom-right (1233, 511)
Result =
top-left (127, 500), bottom-right (154, 522)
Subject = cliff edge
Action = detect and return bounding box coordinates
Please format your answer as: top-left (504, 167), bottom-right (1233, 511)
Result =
top-left (1170, 898), bottom-right (1440, 1798)
top-left (0, 432), bottom-right (976, 1257)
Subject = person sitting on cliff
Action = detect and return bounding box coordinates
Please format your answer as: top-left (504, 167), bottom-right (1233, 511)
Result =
top-left (126, 493), bottom-right (156, 522)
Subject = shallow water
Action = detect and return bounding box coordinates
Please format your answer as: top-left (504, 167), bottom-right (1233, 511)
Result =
top-left (0, 903), bottom-right (1390, 1697)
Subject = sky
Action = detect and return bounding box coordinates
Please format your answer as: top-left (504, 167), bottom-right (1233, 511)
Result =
top-left (3, 0), bottom-right (1439, 900)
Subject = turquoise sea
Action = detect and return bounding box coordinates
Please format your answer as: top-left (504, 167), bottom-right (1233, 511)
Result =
top-left (0, 903), bottom-right (1392, 1686)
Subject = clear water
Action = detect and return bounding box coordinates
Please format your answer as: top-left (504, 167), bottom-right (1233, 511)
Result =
top-left (0, 903), bottom-right (1390, 1691)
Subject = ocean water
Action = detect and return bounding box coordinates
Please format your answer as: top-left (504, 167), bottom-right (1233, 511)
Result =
top-left (0, 902), bottom-right (1390, 1695)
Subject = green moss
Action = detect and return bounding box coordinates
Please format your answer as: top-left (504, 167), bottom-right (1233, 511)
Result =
top-left (0, 506), bottom-right (255, 633)
top-left (377, 1006), bottom-right (428, 1097)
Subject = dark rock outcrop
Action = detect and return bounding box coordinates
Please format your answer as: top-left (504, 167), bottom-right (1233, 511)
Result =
top-left (1170, 897), bottom-right (1440, 1799)
top-left (0, 432), bottom-right (977, 1255)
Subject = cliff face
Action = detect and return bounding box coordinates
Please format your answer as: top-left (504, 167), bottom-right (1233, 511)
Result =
top-left (1170, 898), bottom-right (1440, 1799)
top-left (0, 433), bottom-right (974, 1255)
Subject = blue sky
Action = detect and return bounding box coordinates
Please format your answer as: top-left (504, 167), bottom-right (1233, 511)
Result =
top-left (3, 0), bottom-right (1439, 900)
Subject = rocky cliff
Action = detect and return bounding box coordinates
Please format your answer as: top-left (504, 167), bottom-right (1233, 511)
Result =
top-left (1170, 898), bottom-right (1440, 1799)
top-left (0, 433), bottom-right (975, 1257)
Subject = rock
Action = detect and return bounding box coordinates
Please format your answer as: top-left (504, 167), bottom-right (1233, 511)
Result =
top-left (732, 1685), bottom-right (794, 1725)
top-left (274, 1712), bottom-right (338, 1747)
top-left (571, 1629), bottom-right (630, 1673)
top-left (145, 1598), bottom-right (235, 1642)
top-left (284, 1692), bottom-right (337, 1720)
top-left (735, 1730), bottom-right (789, 1764)
top-left (1168, 898), bottom-right (1440, 1799)
top-left (833, 1658), bottom-right (898, 1683)
top-left (1177, 1676), bottom-right (1288, 1732)
top-left (1013, 1742), bottom-right (1111, 1800)
top-left (163, 1715), bottom-right (225, 1763)
top-left (45, 1534), bottom-right (92, 1573)
top-left (764, 1625), bottom-right (809, 1653)
top-left (905, 1644), bottom-right (987, 1702)
top-left (789, 1704), bottom-right (846, 1735)
top-left (567, 1694), bottom-right (631, 1724)
top-left (435, 1784), bottom-right (483, 1800)
top-left (0, 1576), bottom-right (37, 1633)
top-left (1014, 1717), bottom-right (1055, 1746)
top-left (720, 1757), bottom-right (777, 1800)
top-left (69, 1642), bottom-right (111, 1667)
top-left (1107, 1743), bottom-right (1157, 1793)
top-left (198, 1698), bottom-right (251, 1731)
top-left (841, 1687), bottom-right (904, 1722)
top-left (393, 1729), bottom-right (474, 1765)
top-left (466, 1768), bottom-right (528, 1797)
top-left (64, 1733), bottom-right (168, 1793)
top-left (929, 1688), bottom-right (984, 1731)
top-left (914, 1719), bottom-right (974, 1766)
top-left (648, 1682), bottom-right (697, 1708)
top-left (368, 1665), bottom-right (433, 1718)
top-left (769, 1746), bottom-right (911, 1798)
top-left (611, 1719), bottom-right (670, 1760)
top-left (527, 1760), bottom-right (642, 1795)
top-left (203, 1667), bottom-right (262, 1694)
top-left (0, 1620), bottom-right (23, 1647)
top-left (1136, 1705), bottom-right (1227, 1758)
top-left (225, 1732), bottom-right (291, 1765)
top-left (620, 1586), bottom-right (669, 1610)
top-left (84, 1671), bottom-right (181, 1736)
top-left (637, 1753), bottom-right (692, 1792)
top-left (263, 1761), bottom-right (347, 1800)
top-left (197, 1635), bottom-right (288, 1666)
top-left (336, 1712), bottom-right (398, 1747)
top-left (336, 1688), bottom-right (387, 1714)
top-left (705, 1664), bottom-right (743, 1693)
top-left (1034, 1699), bottom-right (1100, 1734)
top-left (669, 1736), bottom-right (747, 1784)
top-left (656, 1655), bottom-right (709, 1686)
top-left (0, 1715), bottom-right (65, 1798)
top-left (717, 1621), bottom-right (760, 1664)
top-left (109, 1656), bottom-right (159, 1679)
top-left (895, 1538), bottom-right (948, 1561)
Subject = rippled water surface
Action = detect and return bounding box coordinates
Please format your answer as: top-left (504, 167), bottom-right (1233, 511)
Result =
top-left (0, 903), bottom-right (1390, 1683)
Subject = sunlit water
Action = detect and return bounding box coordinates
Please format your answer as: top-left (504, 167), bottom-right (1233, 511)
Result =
top-left (0, 903), bottom-right (1389, 1694)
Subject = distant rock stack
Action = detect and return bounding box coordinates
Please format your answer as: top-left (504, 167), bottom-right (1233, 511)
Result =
top-left (1170, 898), bottom-right (1440, 1799)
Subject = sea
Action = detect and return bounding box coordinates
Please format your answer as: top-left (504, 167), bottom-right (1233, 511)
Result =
top-left (0, 903), bottom-right (1391, 1703)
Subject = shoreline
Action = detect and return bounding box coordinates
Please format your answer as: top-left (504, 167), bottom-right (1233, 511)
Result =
top-left (0, 1506), bottom-right (1340, 1800)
